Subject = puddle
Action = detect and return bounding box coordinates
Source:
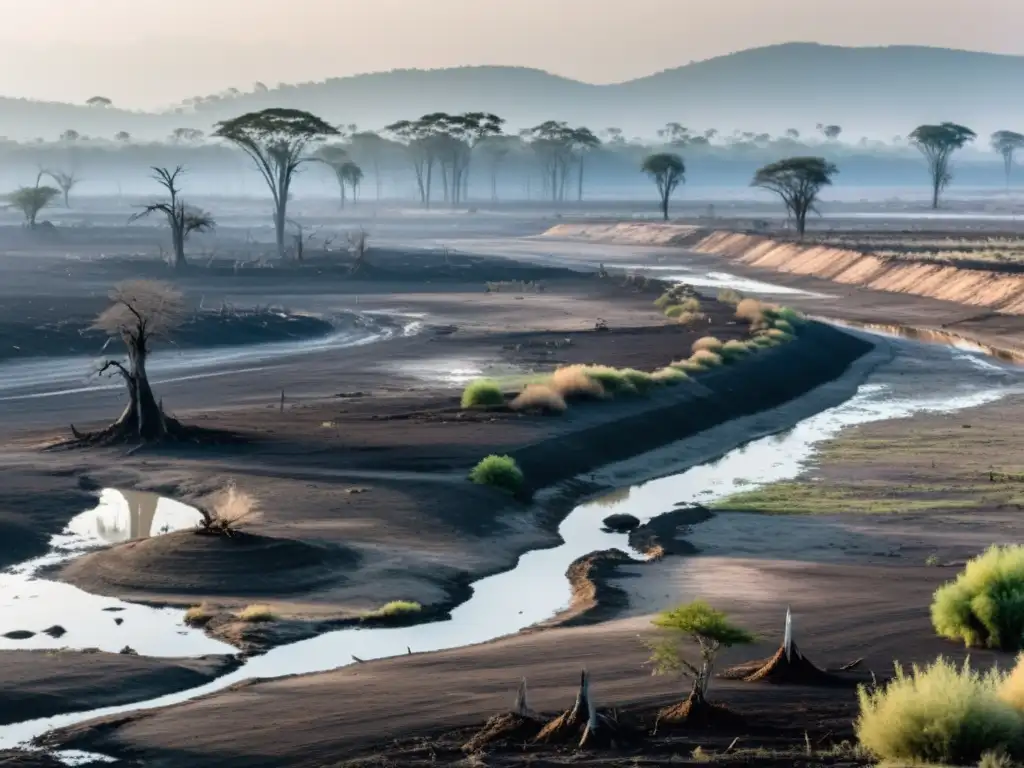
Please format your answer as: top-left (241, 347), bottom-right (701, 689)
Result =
top-left (0, 490), bottom-right (233, 656)
top-left (384, 358), bottom-right (527, 386)
top-left (617, 264), bottom-right (828, 297)
top-left (1, 333), bottom-right (1017, 753)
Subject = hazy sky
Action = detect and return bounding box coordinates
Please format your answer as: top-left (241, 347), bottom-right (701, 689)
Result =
top-left (0, 0), bottom-right (1018, 108)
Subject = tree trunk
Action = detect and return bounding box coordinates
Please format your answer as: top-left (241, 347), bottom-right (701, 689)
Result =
top-left (113, 349), bottom-right (166, 441)
top-left (171, 228), bottom-right (186, 269)
top-left (63, 189), bottom-right (70, 208)
top-left (274, 204), bottom-right (287, 260)
top-left (425, 161), bottom-right (434, 209)
top-left (339, 180), bottom-right (346, 210)
top-left (577, 156), bottom-right (584, 202)
top-left (661, 192), bottom-right (669, 221)
top-left (931, 177), bottom-right (941, 210)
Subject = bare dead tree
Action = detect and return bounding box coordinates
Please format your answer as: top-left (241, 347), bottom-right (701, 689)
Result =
top-left (348, 228), bottom-right (370, 275)
top-left (286, 219), bottom-right (319, 262)
top-left (73, 280), bottom-right (186, 443)
top-left (129, 166), bottom-right (215, 269)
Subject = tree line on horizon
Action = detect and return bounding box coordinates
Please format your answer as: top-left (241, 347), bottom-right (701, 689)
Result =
top-left (6, 108), bottom-right (1024, 253)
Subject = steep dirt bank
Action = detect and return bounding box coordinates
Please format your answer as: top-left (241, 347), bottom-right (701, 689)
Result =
top-left (542, 222), bottom-right (1024, 314)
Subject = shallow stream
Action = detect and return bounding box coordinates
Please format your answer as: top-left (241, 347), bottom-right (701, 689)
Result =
top-left (0, 327), bottom-right (1019, 756)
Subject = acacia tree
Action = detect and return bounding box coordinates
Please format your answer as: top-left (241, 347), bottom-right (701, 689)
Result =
top-left (641, 153), bottom-right (685, 221)
top-left (342, 162), bottom-right (363, 204)
top-left (129, 166), bottom-right (215, 269)
top-left (9, 186), bottom-right (60, 227)
top-left (525, 121), bottom-right (576, 202)
top-left (77, 280), bottom-right (186, 443)
top-left (315, 145), bottom-right (352, 209)
top-left (647, 601), bottom-right (753, 721)
top-left (817, 123), bottom-right (842, 141)
top-left (86, 96), bottom-right (112, 108)
top-left (752, 157), bottom-right (838, 237)
top-left (991, 130), bottom-right (1024, 191)
top-left (348, 131), bottom-right (388, 200)
top-left (908, 123), bottom-right (976, 209)
top-left (43, 169), bottom-right (78, 208)
top-left (215, 108), bottom-right (339, 260)
top-left (385, 117), bottom-right (441, 207)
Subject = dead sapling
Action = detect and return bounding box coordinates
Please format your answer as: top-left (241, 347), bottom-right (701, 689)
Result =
top-left (462, 678), bottom-right (544, 752)
top-left (129, 166), bottom-right (215, 270)
top-left (347, 228), bottom-right (370, 275)
top-left (72, 280), bottom-right (187, 444)
top-left (195, 484), bottom-right (261, 537)
top-left (646, 600), bottom-right (753, 727)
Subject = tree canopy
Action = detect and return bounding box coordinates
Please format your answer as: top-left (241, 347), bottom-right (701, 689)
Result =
top-left (991, 130), bottom-right (1024, 188)
top-left (641, 153), bottom-right (685, 220)
top-left (9, 185), bottom-right (60, 227)
top-left (752, 156), bottom-right (838, 237)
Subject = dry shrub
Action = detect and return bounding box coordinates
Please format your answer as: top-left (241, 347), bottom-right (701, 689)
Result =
top-left (672, 359), bottom-right (706, 374)
top-left (692, 336), bottom-right (723, 354)
top-left (550, 365), bottom-right (606, 399)
top-left (720, 339), bottom-right (753, 362)
top-left (652, 367), bottom-right (687, 385)
top-left (238, 604), bottom-right (275, 622)
top-left (735, 298), bottom-right (766, 324)
top-left (717, 288), bottom-right (743, 305)
top-left (199, 484), bottom-right (261, 535)
top-left (184, 604), bottom-right (214, 627)
top-left (674, 311), bottom-right (705, 326)
top-left (512, 384), bottom-right (567, 414)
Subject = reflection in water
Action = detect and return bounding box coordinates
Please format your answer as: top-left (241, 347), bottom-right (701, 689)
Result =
top-left (1, 334), bottom-right (1017, 752)
top-left (67, 489), bottom-right (203, 545)
top-left (0, 490), bottom-right (229, 657)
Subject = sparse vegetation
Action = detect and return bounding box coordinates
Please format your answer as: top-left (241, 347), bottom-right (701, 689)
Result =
top-left (735, 298), bottom-right (767, 324)
top-left (855, 657), bottom-right (1024, 766)
top-left (651, 367), bottom-right (687, 385)
top-left (932, 544), bottom-right (1024, 651)
top-left (690, 349), bottom-right (724, 368)
top-left (9, 185), bottom-right (60, 228)
top-left (197, 484), bottom-right (261, 536)
top-left (550, 365), bottom-right (607, 400)
top-left (364, 601), bottom-right (423, 619)
top-left (511, 384), bottom-right (566, 414)
top-left (720, 339), bottom-right (754, 361)
top-left (183, 604), bottom-right (214, 627)
top-left (717, 288), bottom-right (744, 305)
top-left (238, 604), bottom-right (276, 622)
top-left (647, 601), bottom-right (754, 720)
top-left (692, 336), bottom-right (723, 354)
top-left (461, 379), bottom-right (505, 409)
top-left (469, 455), bottom-right (525, 495)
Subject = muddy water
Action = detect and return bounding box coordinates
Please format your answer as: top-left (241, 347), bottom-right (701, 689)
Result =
top-left (0, 330), bottom-right (1018, 755)
top-left (0, 489), bottom-right (234, 656)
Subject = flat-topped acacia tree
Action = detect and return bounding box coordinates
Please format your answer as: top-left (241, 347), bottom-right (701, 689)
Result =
top-left (214, 108), bottom-right (339, 260)
top-left (991, 130), bottom-right (1024, 191)
top-left (73, 280), bottom-right (186, 444)
top-left (752, 156), bottom-right (838, 238)
top-left (641, 153), bottom-right (685, 221)
top-left (908, 122), bottom-right (976, 209)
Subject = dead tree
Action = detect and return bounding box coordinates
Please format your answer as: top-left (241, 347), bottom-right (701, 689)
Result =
top-left (348, 228), bottom-right (370, 275)
top-left (130, 166), bottom-right (215, 269)
top-left (73, 280), bottom-right (186, 443)
top-left (43, 169), bottom-right (79, 208)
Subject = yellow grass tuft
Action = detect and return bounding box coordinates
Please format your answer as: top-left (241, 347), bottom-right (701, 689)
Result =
top-left (652, 367), bottom-right (688, 385)
top-left (735, 298), bottom-right (766, 324)
top-left (690, 349), bottom-right (724, 368)
top-left (692, 336), bottom-right (723, 354)
top-left (550, 365), bottom-right (606, 399)
top-left (364, 600), bottom-right (423, 619)
top-left (511, 384), bottom-right (567, 413)
top-left (237, 604), bottom-right (276, 623)
top-left (183, 604), bottom-right (214, 627)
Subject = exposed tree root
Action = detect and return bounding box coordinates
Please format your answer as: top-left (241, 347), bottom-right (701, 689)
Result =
top-left (462, 679), bottom-right (543, 752)
top-left (655, 690), bottom-right (742, 730)
top-left (534, 669), bottom-right (592, 744)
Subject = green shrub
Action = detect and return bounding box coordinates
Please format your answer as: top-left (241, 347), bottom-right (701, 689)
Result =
top-left (584, 365), bottom-right (637, 396)
top-left (856, 657), bottom-right (1024, 766)
top-left (469, 455), bottom-right (525, 494)
top-left (671, 359), bottom-right (705, 374)
top-left (461, 379), bottom-right (504, 409)
top-left (652, 367), bottom-right (688, 385)
top-left (751, 334), bottom-right (780, 348)
top-left (717, 288), bottom-right (743, 305)
top-left (775, 306), bottom-right (806, 326)
top-left (664, 304), bottom-right (687, 318)
top-left (720, 340), bottom-right (753, 362)
top-left (690, 350), bottom-right (723, 368)
top-left (932, 545), bottom-right (1024, 650)
top-left (773, 319), bottom-right (795, 335)
top-left (664, 298), bottom-right (701, 318)
top-left (692, 336), bottom-right (723, 354)
top-left (620, 368), bottom-right (655, 393)
top-left (765, 328), bottom-right (794, 342)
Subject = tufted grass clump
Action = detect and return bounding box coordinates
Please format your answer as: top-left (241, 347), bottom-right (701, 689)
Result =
top-left (855, 657), bottom-right (1024, 766)
top-left (469, 455), bottom-right (525, 495)
top-left (773, 319), bottom-right (795, 335)
top-left (735, 298), bottom-right (767, 324)
top-left (717, 288), bottom-right (743, 305)
top-left (511, 383), bottom-right (567, 414)
top-left (652, 367), bottom-right (688, 385)
top-left (550, 365), bottom-right (606, 400)
top-left (751, 334), bottom-right (780, 348)
top-left (674, 311), bottom-right (705, 326)
top-left (238, 604), bottom-right (276, 623)
top-left (364, 600), bottom-right (422, 619)
top-left (692, 336), bottom-right (723, 354)
top-left (461, 379), bottom-right (505, 409)
top-left (689, 349), bottom-right (724, 369)
top-left (584, 365), bottom-right (639, 396)
top-left (664, 297), bottom-right (702, 318)
top-left (932, 545), bottom-right (1024, 651)
top-left (720, 339), bottom-right (754, 362)
top-left (775, 306), bottom-right (806, 326)
top-left (184, 604), bottom-right (214, 627)
top-left (765, 328), bottom-right (794, 343)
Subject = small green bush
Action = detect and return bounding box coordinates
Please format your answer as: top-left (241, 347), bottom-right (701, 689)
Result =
top-left (856, 657), bottom-right (1024, 766)
top-left (765, 328), bottom-right (794, 342)
top-left (364, 600), bottom-right (422, 619)
top-left (584, 365), bottom-right (637, 396)
top-left (652, 367), bottom-right (687, 384)
top-left (664, 304), bottom-right (687, 318)
top-left (717, 288), bottom-right (743, 305)
top-left (773, 319), bottom-right (795, 335)
top-left (720, 339), bottom-right (753, 362)
top-left (932, 545), bottom-right (1024, 650)
top-left (751, 334), bottom-right (780, 348)
top-left (690, 349), bottom-right (723, 368)
top-left (469, 455), bottom-right (525, 494)
top-left (775, 306), bottom-right (806, 326)
top-left (620, 368), bottom-right (655, 393)
top-left (671, 359), bottom-right (705, 374)
top-left (461, 379), bottom-right (504, 409)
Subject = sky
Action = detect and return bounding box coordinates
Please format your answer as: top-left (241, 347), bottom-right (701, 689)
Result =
top-left (0, 0), bottom-right (1019, 109)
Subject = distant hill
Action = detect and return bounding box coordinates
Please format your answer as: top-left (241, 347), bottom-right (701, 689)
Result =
top-left (2, 43), bottom-right (1023, 141)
